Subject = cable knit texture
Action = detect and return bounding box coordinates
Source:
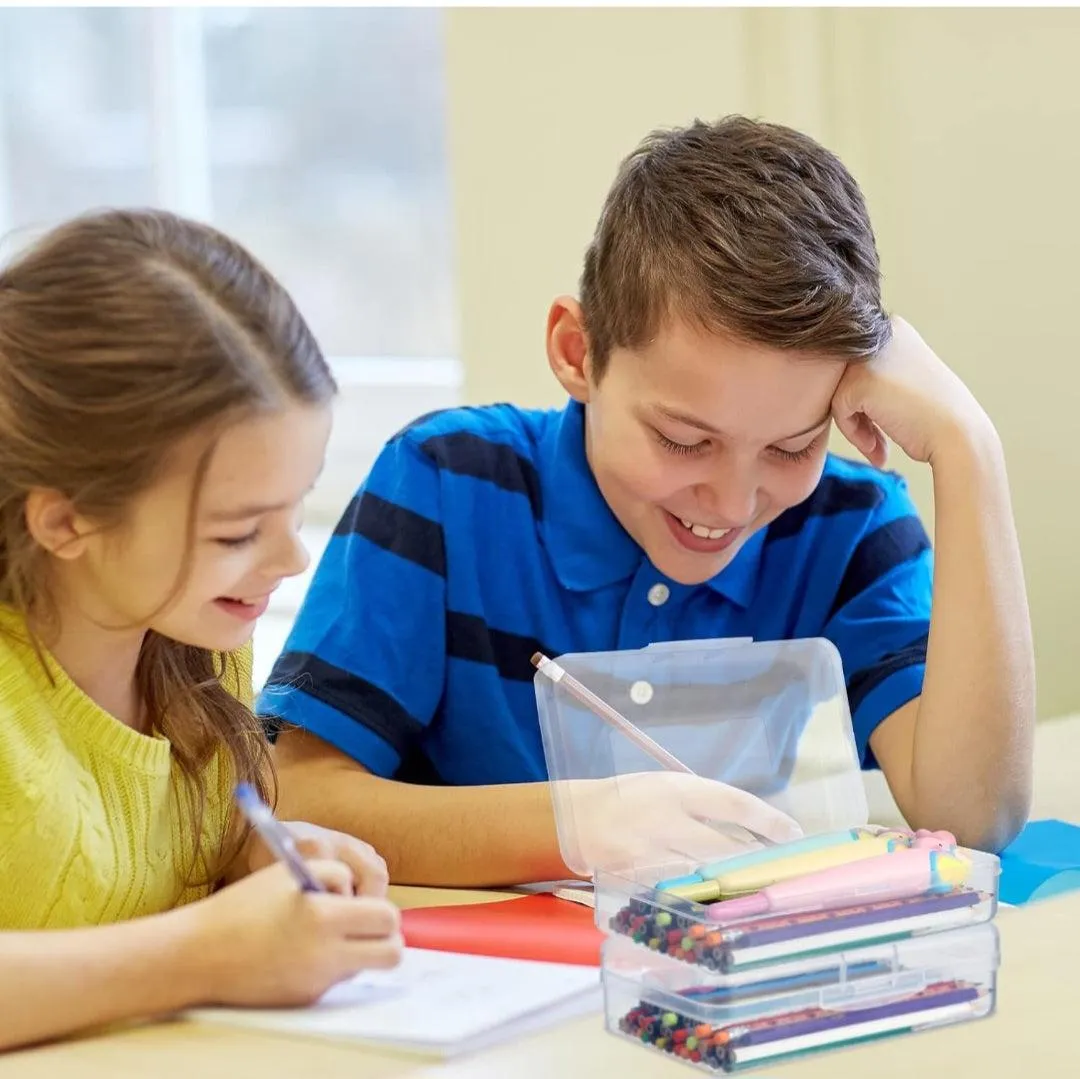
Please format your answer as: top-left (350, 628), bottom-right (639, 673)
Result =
top-left (0, 606), bottom-right (253, 929)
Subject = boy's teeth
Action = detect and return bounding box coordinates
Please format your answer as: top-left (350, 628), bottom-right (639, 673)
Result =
top-left (679, 518), bottom-right (732, 541)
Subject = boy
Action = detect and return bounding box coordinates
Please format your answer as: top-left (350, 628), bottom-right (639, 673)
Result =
top-left (261, 116), bottom-right (1034, 884)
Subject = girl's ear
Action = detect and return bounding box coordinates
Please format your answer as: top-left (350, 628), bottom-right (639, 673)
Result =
top-left (24, 489), bottom-right (91, 560)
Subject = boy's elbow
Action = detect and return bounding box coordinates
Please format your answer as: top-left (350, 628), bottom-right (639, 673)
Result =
top-left (950, 785), bottom-right (1032, 855)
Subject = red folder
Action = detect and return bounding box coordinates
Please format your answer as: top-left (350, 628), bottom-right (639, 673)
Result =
top-left (401, 893), bottom-right (604, 967)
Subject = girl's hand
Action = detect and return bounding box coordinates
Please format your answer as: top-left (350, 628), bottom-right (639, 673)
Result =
top-left (191, 861), bottom-right (402, 1007)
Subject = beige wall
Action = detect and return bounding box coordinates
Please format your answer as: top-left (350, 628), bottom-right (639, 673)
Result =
top-left (444, 9), bottom-right (1080, 720)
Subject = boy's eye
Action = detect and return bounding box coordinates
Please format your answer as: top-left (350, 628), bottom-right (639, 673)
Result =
top-left (215, 531), bottom-right (259, 549)
top-left (769, 436), bottom-right (822, 463)
top-left (654, 431), bottom-right (708, 457)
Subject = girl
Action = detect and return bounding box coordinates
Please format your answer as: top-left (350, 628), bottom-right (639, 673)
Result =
top-left (0, 208), bottom-right (401, 1052)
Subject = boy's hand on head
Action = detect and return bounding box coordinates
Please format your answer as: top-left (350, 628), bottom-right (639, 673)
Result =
top-left (240, 821), bottom-right (390, 897)
top-left (831, 316), bottom-right (998, 469)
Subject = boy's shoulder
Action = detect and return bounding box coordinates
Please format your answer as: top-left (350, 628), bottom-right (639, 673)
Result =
top-left (368, 403), bottom-right (564, 519)
top-left (390, 402), bottom-right (556, 461)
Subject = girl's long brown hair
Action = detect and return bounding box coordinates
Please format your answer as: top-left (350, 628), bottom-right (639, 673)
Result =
top-left (0, 208), bottom-right (336, 883)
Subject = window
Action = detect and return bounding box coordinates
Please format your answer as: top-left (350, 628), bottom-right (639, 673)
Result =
top-left (0, 7), bottom-right (461, 689)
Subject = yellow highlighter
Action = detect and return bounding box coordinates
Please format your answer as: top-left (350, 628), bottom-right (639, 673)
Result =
top-left (710, 834), bottom-right (904, 898)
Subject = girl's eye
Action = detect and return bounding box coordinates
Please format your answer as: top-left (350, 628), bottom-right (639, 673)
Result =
top-left (655, 431), bottom-right (708, 457)
top-left (215, 531), bottom-right (259, 549)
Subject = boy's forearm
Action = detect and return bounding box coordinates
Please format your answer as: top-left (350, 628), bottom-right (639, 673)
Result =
top-left (273, 743), bottom-right (571, 886)
top-left (0, 906), bottom-right (212, 1052)
top-left (912, 421), bottom-right (1035, 850)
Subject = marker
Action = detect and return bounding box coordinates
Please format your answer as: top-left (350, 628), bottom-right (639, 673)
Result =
top-left (234, 782), bottom-right (325, 893)
top-left (705, 847), bottom-right (971, 924)
top-left (694, 828), bottom-right (876, 882)
top-left (707, 831), bottom-right (956, 896)
top-left (693, 826), bottom-right (955, 884)
top-left (655, 872), bottom-right (706, 892)
top-left (709, 834), bottom-right (906, 897)
top-left (663, 879), bottom-right (723, 902)
top-left (660, 835), bottom-right (936, 903)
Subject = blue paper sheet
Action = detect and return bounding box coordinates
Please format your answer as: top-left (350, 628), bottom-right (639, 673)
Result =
top-left (998, 818), bottom-right (1080, 905)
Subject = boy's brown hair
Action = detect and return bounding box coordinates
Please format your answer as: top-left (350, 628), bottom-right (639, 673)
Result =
top-left (580, 115), bottom-right (890, 378)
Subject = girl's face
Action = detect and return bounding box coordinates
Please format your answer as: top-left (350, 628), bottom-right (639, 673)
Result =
top-left (73, 404), bottom-right (332, 653)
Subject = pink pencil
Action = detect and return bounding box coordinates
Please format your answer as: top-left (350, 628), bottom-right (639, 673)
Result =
top-left (705, 847), bottom-right (971, 924)
top-left (531, 651), bottom-right (693, 772)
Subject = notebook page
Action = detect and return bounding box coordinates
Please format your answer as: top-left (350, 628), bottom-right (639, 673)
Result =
top-left (187, 947), bottom-right (601, 1058)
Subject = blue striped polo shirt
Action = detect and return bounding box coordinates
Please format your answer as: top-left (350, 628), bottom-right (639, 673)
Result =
top-left (257, 400), bottom-right (932, 784)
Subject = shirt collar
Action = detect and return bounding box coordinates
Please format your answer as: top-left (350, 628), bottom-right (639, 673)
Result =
top-left (539, 399), bottom-right (764, 607)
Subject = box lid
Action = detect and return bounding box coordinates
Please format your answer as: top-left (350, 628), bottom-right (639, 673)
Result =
top-left (535, 637), bottom-right (869, 877)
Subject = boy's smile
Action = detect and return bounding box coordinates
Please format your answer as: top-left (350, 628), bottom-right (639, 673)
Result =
top-left (662, 511), bottom-right (743, 555)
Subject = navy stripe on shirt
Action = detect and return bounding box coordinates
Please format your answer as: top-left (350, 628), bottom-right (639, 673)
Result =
top-left (767, 475), bottom-right (886, 543)
top-left (419, 432), bottom-right (544, 518)
top-left (847, 632), bottom-right (929, 714)
top-left (334, 491), bottom-right (447, 578)
top-left (446, 611), bottom-right (551, 683)
top-left (829, 516), bottom-right (931, 620)
top-left (263, 651), bottom-right (423, 758)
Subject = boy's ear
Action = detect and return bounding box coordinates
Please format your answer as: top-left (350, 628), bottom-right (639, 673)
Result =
top-left (546, 297), bottom-right (594, 402)
top-left (24, 489), bottom-right (91, 560)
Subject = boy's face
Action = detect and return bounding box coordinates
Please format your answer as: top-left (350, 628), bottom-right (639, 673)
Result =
top-left (547, 300), bottom-right (848, 586)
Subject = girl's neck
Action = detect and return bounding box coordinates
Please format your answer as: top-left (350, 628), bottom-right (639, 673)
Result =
top-left (36, 592), bottom-right (148, 732)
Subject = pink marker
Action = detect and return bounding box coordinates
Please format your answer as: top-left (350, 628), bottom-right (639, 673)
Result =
top-left (704, 847), bottom-right (971, 924)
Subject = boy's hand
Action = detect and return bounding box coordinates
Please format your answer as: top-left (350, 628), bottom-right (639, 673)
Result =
top-left (237, 821), bottom-right (390, 897)
top-left (561, 772), bottom-right (804, 876)
top-left (831, 316), bottom-right (998, 469)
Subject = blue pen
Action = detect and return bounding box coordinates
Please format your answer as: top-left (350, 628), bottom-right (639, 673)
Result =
top-left (234, 782), bottom-right (325, 893)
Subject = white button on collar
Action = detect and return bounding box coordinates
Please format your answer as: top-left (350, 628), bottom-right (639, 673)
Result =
top-left (647, 583), bottom-right (670, 607)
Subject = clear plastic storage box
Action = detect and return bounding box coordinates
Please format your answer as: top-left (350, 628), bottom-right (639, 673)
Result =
top-left (602, 921), bottom-right (999, 1072)
top-left (534, 637), bottom-right (1001, 1067)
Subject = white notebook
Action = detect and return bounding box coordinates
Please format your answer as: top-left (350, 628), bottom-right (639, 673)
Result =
top-left (512, 879), bottom-right (597, 908)
top-left (186, 947), bottom-right (601, 1058)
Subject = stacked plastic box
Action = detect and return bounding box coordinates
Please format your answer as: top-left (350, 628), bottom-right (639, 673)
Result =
top-left (535, 637), bottom-right (1000, 1073)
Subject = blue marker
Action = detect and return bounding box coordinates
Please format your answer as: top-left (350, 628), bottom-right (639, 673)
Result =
top-left (655, 829), bottom-right (887, 894)
top-left (679, 959), bottom-right (892, 1003)
top-left (234, 782), bottom-right (325, 893)
top-left (694, 828), bottom-right (877, 881)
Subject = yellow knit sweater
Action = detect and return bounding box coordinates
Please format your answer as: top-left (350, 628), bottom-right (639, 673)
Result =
top-left (0, 607), bottom-right (253, 929)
